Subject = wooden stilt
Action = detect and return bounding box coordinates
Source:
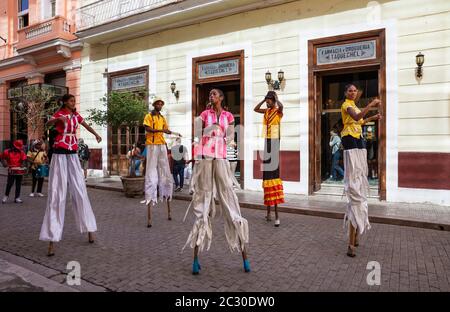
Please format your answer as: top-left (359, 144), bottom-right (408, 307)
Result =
top-left (167, 200), bottom-right (172, 220)
top-left (347, 224), bottom-right (356, 257)
top-left (88, 232), bottom-right (94, 243)
top-left (147, 204), bottom-right (152, 227)
top-left (47, 242), bottom-right (55, 257)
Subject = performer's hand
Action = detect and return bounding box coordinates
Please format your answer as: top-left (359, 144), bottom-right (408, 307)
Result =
top-left (369, 99), bottom-right (381, 108)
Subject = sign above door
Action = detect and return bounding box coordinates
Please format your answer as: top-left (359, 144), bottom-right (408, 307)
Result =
top-left (198, 58), bottom-right (239, 79)
top-left (317, 40), bottom-right (376, 65)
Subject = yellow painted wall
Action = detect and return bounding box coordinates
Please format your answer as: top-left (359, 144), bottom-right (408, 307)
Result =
top-left (80, 0), bottom-right (450, 153)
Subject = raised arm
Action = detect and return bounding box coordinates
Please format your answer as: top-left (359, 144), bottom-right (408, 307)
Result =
top-left (275, 93), bottom-right (284, 115)
top-left (254, 98), bottom-right (267, 114)
top-left (347, 99), bottom-right (380, 122)
top-left (362, 113), bottom-right (382, 125)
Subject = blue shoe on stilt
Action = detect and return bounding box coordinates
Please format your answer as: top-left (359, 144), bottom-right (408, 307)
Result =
top-left (192, 258), bottom-right (200, 275)
top-left (243, 259), bottom-right (251, 272)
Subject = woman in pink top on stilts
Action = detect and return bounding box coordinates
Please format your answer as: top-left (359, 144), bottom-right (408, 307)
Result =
top-left (182, 88), bottom-right (250, 275)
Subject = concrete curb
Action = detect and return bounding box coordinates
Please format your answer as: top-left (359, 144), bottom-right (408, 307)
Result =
top-left (0, 250), bottom-right (107, 292)
top-left (85, 183), bottom-right (450, 232)
top-left (0, 257), bottom-right (77, 292)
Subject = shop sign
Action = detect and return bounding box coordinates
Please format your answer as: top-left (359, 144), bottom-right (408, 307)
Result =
top-left (198, 59), bottom-right (239, 79)
top-left (111, 72), bottom-right (146, 91)
top-left (317, 40), bottom-right (376, 65)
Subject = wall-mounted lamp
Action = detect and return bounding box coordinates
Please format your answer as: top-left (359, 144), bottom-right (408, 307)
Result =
top-left (265, 70), bottom-right (284, 90)
top-left (170, 81), bottom-right (180, 100)
top-left (0, 35), bottom-right (7, 44)
top-left (415, 52), bottom-right (424, 79)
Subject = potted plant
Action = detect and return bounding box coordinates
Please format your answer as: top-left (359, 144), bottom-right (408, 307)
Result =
top-left (87, 91), bottom-right (148, 197)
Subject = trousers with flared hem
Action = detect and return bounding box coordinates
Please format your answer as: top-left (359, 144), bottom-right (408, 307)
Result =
top-left (143, 145), bottom-right (174, 206)
top-left (343, 148), bottom-right (371, 236)
top-left (39, 154), bottom-right (97, 242)
top-left (182, 159), bottom-right (249, 253)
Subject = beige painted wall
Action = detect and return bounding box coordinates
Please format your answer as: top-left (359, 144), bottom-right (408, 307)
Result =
top-left (79, 0), bottom-right (450, 154)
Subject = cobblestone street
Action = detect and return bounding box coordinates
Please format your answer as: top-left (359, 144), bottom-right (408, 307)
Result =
top-left (0, 178), bottom-right (449, 292)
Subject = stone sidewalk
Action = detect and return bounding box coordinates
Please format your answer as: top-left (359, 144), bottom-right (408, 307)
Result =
top-left (85, 176), bottom-right (450, 232)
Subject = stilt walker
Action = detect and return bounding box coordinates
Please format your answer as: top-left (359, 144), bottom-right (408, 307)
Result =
top-left (340, 84), bottom-right (382, 257)
top-left (39, 94), bottom-right (102, 256)
top-left (142, 97), bottom-right (181, 227)
top-left (254, 91), bottom-right (285, 226)
top-left (183, 88), bottom-right (250, 275)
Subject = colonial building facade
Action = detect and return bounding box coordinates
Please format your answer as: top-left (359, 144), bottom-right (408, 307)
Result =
top-left (0, 0), bottom-right (82, 149)
top-left (72, 0), bottom-right (450, 206)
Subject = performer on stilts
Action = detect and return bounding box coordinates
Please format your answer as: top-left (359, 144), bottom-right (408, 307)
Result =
top-left (340, 84), bottom-right (381, 257)
top-left (254, 91), bottom-right (285, 227)
top-left (183, 88), bottom-right (250, 275)
top-left (142, 97), bottom-right (181, 227)
top-left (39, 94), bottom-right (102, 256)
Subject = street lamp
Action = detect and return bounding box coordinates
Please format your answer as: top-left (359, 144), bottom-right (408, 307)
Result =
top-left (416, 52), bottom-right (425, 79)
top-left (265, 69), bottom-right (285, 90)
top-left (170, 81), bottom-right (180, 100)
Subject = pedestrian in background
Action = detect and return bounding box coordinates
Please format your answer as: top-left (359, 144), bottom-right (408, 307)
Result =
top-left (78, 138), bottom-right (90, 181)
top-left (127, 143), bottom-right (144, 176)
top-left (27, 139), bottom-right (48, 197)
top-left (226, 141), bottom-right (240, 189)
top-left (329, 129), bottom-right (344, 181)
top-left (1, 140), bottom-right (27, 204)
top-left (171, 137), bottom-right (188, 192)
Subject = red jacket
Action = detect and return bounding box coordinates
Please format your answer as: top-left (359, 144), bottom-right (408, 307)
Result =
top-left (1, 148), bottom-right (27, 174)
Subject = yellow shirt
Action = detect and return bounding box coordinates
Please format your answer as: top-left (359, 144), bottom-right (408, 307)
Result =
top-left (143, 112), bottom-right (168, 145)
top-left (27, 151), bottom-right (47, 170)
top-left (341, 99), bottom-right (364, 139)
top-left (263, 107), bottom-right (282, 139)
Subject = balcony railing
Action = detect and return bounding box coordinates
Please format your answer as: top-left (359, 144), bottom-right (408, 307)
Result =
top-left (17, 16), bottom-right (77, 50)
top-left (77, 0), bottom-right (180, 31)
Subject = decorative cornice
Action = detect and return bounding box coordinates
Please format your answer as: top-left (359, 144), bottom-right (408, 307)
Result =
top-left (63, 59), bottom-right (82, 72)
top-left (25, 72), bottom-right (45, 80)
top-left (15, 38), bottom-right (80, 55)
top-left (0, 55), bottom-right (35, 70)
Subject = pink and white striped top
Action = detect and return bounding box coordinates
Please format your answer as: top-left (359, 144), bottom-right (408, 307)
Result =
top-left (198, 108), bottom-right (234, 159)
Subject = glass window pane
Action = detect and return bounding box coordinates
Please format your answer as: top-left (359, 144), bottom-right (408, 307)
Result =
top-left (19, 0), bottom-right (29, 11)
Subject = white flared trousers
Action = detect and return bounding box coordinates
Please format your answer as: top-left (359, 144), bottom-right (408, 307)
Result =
top-left (143, 145), bottom-right (174, 206)
top-left (39, 154), bottom-right (97, 242)
top-left (183, 159), bottom-right (249, 253)
top-left (343, 148), bottom-right (371, 235)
